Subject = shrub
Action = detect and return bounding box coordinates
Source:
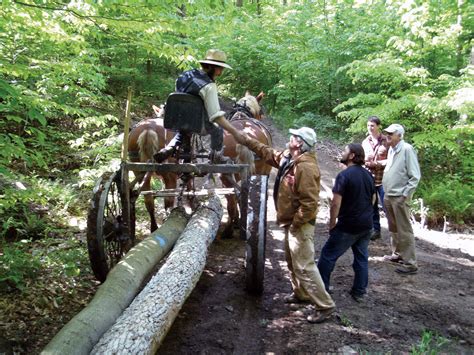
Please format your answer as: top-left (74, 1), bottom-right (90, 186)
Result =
top-left (0, 244), bottom-right (41, 290)
top-left (418, 178), bottom-right (473, 226)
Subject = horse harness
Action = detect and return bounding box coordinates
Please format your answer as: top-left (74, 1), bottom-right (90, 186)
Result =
top-left (227, 104), bottom-right (272, 143)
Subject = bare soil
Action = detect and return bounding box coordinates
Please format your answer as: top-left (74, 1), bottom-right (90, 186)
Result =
top-left (2, 118), bottom-right (473, 354)
top-left (158, 118), bottom-right (474, 354)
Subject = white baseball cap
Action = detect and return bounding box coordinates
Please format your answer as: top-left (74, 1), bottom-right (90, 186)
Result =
top-left (384, 123), bottom-right (405, 136)
top-left (289, 127), bottom-right (317, 147)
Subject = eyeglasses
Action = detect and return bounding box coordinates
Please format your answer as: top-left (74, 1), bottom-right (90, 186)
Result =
top-left (386, 132), bottom-right (394, 136)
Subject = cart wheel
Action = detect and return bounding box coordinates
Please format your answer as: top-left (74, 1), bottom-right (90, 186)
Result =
top-left (86, 170), bottom-right (136, 282)
top-left (245, 175), bottom-right (268, 295)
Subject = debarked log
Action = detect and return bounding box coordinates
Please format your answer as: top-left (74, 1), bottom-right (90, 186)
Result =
top-left (91, 195), bottom-right (223, 354)
top-left (42, 208), bottom-right (189, 355)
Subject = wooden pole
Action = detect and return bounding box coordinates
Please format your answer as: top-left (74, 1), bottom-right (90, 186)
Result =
top-left (121, 87), bottom-right (133, 242)
top-left (122, 87), bottom-right (132, 162)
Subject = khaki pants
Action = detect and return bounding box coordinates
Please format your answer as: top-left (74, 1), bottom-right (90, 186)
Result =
top-left (284, 223), bottom-right (335, 310)
top-left (384, 196), bottom-right (418, 268)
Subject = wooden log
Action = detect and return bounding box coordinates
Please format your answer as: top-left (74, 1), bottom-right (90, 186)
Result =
top-left (91, 195), bottom-right (223, 354)
top-left (41, 208), bottom-right (189, 355)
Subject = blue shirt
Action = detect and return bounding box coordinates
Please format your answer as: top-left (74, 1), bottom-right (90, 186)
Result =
top-left (333, 165), bottom-right (375, 233)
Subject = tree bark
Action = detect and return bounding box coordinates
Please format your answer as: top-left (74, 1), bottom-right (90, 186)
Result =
top-left (41, 208), bottom-right (189, 355)
top-left (91, 195), bottom-right (223, 354)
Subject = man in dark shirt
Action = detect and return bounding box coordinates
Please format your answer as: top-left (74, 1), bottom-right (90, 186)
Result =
top-left (318, 143), bottom-right (376, 302)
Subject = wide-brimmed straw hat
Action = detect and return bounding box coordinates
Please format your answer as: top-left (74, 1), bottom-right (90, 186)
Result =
top-left (199, 49), bottom-right (232, 69)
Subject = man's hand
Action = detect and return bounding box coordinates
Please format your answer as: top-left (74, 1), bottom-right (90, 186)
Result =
top-left (233, 131), bottom-right (248, 145)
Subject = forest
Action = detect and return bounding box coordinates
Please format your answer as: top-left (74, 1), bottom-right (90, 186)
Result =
top-left (0, 0), bottom-right (473, 352)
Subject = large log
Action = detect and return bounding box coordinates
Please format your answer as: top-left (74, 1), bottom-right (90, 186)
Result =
top-left (42, 208), bottom-right (189, 355)
top-left (92, 195), bottom-right (223, 354)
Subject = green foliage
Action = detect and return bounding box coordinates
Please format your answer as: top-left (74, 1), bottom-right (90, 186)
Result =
top-left (0, 243), bottom-right (41, 290)
top-left (411, 330), bottom-right (450, 355)
top-left (418, 179), bottom-right (473, 225)
top-left (0, 175), bottom-right (79, 240)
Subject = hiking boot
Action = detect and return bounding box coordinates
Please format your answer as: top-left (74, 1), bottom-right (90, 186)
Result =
top-left (307, 307), bottom-right (336, 324)
top-left (383, 254), bottom-right (403, 264)
top-left (371, 230), bottom-right (381, 241)
top-left (284, 293), bottom-right (309, 304)
top-left (153, 146), bottom-right (175, 163)
top-left (396, 266), bottom-right (418, 275)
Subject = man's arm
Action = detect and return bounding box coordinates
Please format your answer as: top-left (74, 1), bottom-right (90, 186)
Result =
top-left (329, 193), bottom-right (342, 230)
top-left (402, 145), bottom-right (421, 198)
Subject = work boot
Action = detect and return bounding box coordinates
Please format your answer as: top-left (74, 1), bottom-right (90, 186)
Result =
top-left (307, 307), bottom-right (336, 324)
top-left (284, 293), bottom-right (309, 304)
top-left (396, 265), bottom-right (418, 275)
top-left (153, 146), bottom-right (175, 163)
top-left (383, 254), bottom-right (403, 264)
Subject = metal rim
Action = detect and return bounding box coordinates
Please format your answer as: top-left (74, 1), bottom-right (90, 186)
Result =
top-left (245, 175), bottom-right (268, 295)
top-left (86, 170), bottom-right (135, 282)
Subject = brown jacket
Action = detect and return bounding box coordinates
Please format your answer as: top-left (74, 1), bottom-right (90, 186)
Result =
top-left (245, 138), bottom-right (320, 228)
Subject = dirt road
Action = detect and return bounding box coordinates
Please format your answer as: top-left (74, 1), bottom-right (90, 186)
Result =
top-left (158, 119), bottom-right (474, 354)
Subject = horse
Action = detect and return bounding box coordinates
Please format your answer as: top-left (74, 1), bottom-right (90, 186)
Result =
top-left (128, 92), bottom-right (272, 234)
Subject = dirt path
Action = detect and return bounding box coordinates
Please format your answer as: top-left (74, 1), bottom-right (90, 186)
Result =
top-left (158, 119), bottom-right (474, 354)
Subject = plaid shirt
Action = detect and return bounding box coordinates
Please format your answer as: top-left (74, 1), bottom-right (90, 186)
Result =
top-left (362, 134), bottom-right (388, 186)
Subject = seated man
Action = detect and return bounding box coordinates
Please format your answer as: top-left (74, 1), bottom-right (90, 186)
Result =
top-left (154, 49), bottom-right (235, 163)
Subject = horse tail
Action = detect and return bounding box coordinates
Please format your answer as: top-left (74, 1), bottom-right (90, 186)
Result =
top-left (137, 128), bottom-right (160, 162)
top-left (236, 144), bottom-right (256, 175)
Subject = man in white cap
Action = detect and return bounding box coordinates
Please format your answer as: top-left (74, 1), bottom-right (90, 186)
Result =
top-left (382, 123), bottom-right (421, 275)
top-left (155, 49), bottom-right (236, 162)
top-left (231, 126), bottom-right (336, 324)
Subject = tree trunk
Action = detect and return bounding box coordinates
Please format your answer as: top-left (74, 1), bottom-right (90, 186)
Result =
top-left (91, 195), bottom-right (223, 354)
top-left (41, 208), bottom-right (189, 355)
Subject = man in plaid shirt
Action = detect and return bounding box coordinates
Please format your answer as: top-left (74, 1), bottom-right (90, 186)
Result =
top-left (362, 116), bottom-right (388, 240)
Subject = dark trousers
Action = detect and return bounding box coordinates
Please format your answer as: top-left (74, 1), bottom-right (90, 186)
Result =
top-left (317, 227), bottom-right (372, 296)
top-left (373, 185), bottom-right (385, 232)
top-left (167, 124), bottom-right (223, 151)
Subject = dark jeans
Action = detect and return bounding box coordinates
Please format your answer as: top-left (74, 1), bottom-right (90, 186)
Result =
top-left (317, 227), bottom-right (372, 296)
top-left (373, 185), bottom-right (385, 232)
top-left (167, 124), bottom-right (223, 151)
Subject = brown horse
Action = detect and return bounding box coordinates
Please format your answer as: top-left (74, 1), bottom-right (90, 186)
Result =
top-left (128, 92), bottom-right (272, 233)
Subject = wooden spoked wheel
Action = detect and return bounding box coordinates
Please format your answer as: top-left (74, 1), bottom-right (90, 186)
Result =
top-left (86, 170), bottom-right (135, 282)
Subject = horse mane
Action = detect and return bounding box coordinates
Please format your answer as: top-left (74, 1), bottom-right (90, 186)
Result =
top-left (236, 95), bottom-right (260, 118)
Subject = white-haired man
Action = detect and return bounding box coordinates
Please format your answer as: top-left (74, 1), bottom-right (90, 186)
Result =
top-left (232, 127), bottom-right (336, 324)
top-left (382, 124), bottom-right (421, 275)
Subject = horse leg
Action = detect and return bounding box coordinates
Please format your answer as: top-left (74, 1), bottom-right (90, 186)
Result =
top-left (142, 172), bottom-right (158, 232)
top-left (162, 173), bottom-right (177, 210)
top-left (221, 175), bottom-right (240, 239)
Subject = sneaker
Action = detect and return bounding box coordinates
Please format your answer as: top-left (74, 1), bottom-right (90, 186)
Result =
top-left (383, 254), bottom-right (403, 264)
top-left (396, 266), bottom-right (418, 275)
top-left (284, 293), bottom-right (309, 304)
top-left (371, 230), bottom-right (381, 240)
top-left (307, 307), bottom-right (336, 324)
top-left (349, 290), bottom-right (365, 303)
